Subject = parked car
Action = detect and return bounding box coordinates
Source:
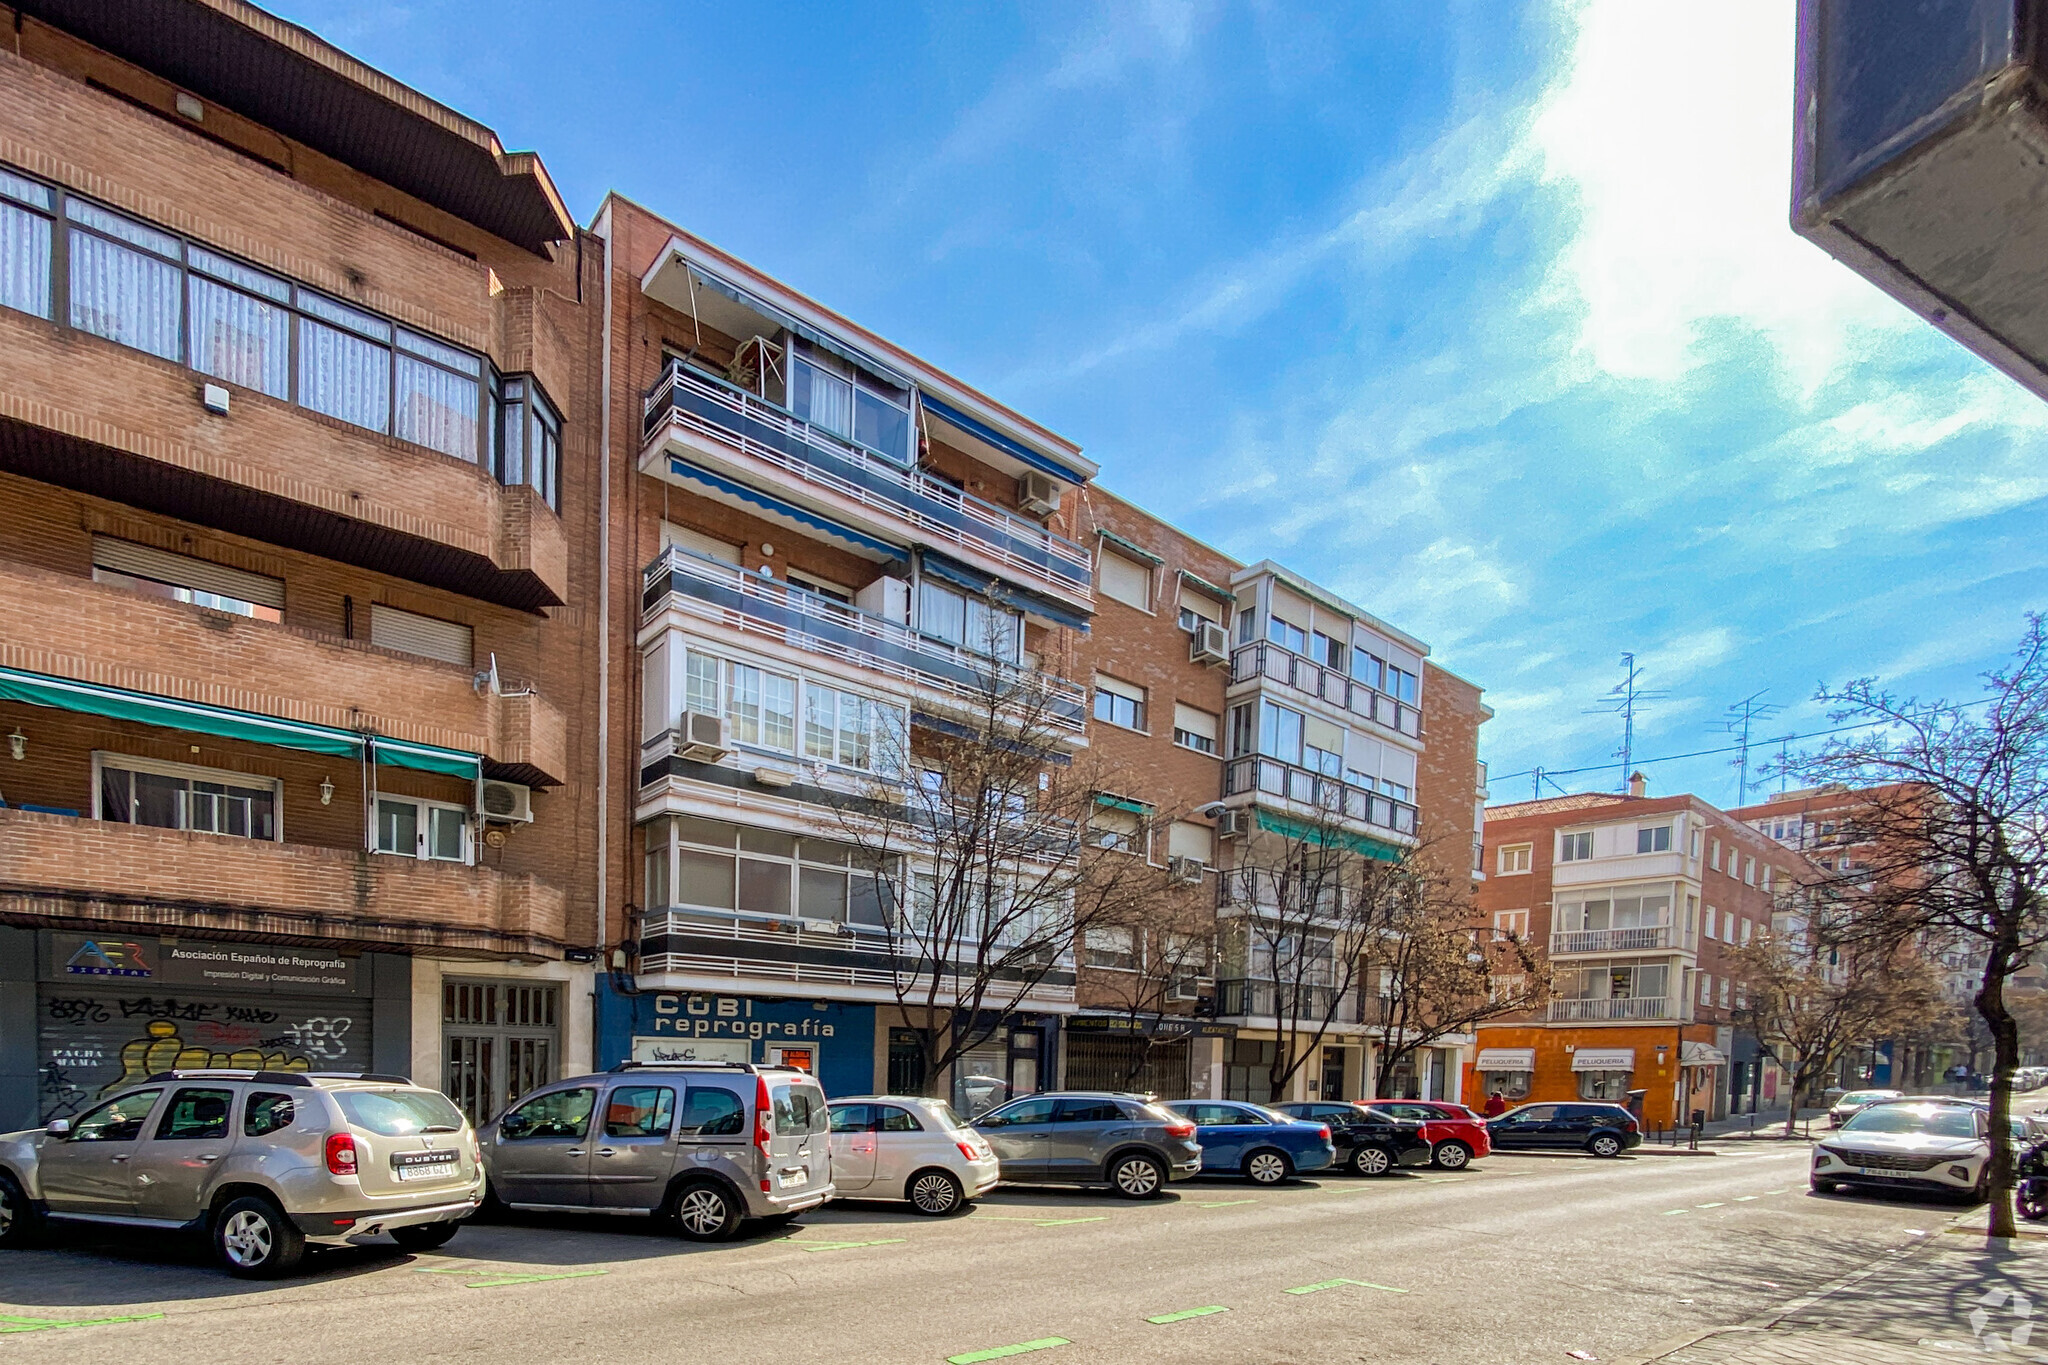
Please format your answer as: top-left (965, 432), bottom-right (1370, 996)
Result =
top-left (826, 1096), bottom-right (999, 1214)
top-left (1273, 1101), bottom-right (1434, 1175)
top-left (1828, 1088), bottom-right (1903, 1127)
top-left (1812, 1098), bottom-right (1995, 1201)
top-left (480, 1062), bottom-right (831, 1242)
top-left (1352, 1099), bottom-right (1495, 1170)
top-left (1161, 1102), bottom-right (1334, 1184)
top-left (1485, 1102), bottom-right (1642, 1157)
top-left (972, 1092), bottom-right (1201, 1198)
top-left (0, 1069), bottom-right (480, 1277)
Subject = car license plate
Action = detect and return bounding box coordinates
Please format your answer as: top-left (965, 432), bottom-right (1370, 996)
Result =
top-left (392, 1151), bottom-right (458, 1181)
top-left (1852, 1167), bottom-right (1903, 1179)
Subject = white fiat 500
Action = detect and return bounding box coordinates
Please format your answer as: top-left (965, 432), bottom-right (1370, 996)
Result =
top-left (826, 1096), bottom-right (1000, 1215)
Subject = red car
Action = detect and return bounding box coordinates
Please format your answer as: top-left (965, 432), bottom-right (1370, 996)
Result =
top-left (1355, 1100), bottom-right (1493, 1169)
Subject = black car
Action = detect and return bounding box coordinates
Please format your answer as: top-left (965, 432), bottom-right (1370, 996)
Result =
top-left (1273, 1102), bottom-right (1433, 1176)
top-left (1486, 1102), bottom-right (1641, 1157)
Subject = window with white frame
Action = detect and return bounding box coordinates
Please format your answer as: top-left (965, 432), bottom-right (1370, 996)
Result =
top-left (1168, 820), bottom-right (1215, 866)
top-left (1172, 702), bottom-right (1218, 755)
top-left (645, 816), bottom-right (891, 926)
top-left (1555, 888), bottom-right (1672, 932)
top-left (1710, 838), bottom-right (1721, 871)
top-left (374, 795), bottom-right (469, 863)
top-left (1097, 547), bottom-right (1153, 610)
top-left (917, 580), bottom-right (1021, 662)
top-left (1699, 972), bottom-right (1714, 1005)
top-left (1492, 909), bottom-right (1529, 941)
top-left (1719, 978), bottom-right (1731, 1009)
top-left (1559, 831), bottom-right (1594, 861)
top-left (675, 646), bottom-right (905, 775)
top-left (1635, 825), bottom-right (1672, 853)
top-left (1705, 905), bottom-right (1719, 940)
top-left (1093, 674), bottom-right (1146, 732)
top-left (1740, 918), bottom-right (1753, 947)
top-left (95, 753), bottom-right (279, 841)
top-left (1091, 799), bottom-right (1146, 855)
top-left (1083, 926), bottom-right (1139, 971)
top-left (1497, 843), bottom-right (1532, 875)
top-left (789, 344), bottom-right (913, 465)
top-left (1177, 590), bottom-right (1224, 632)
top-left (1266, 613), bottom-right (1307, 654)
top-left (1744, 857), bottom-right (1756, 885)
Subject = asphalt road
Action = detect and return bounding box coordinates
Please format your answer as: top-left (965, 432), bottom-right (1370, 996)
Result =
top-left (1, 1138), bottom-right (1969, 1363)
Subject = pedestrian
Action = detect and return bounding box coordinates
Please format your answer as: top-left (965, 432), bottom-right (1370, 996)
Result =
top-left (1482, 1090), bottom-right (1508, 1118)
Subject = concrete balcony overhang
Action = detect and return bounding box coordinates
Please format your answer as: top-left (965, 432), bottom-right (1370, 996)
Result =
top-left (0, 560), bottom-right (568, 784)
top-left (1793, 0), bottom-right (2048, 401)
top-left (0, 310), bottom-right (567, 611)
top-left (0, 807), bottom-right (569, 958)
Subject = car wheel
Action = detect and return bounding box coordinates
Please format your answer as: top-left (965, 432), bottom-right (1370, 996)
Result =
top-left (1350, 1145), bottom-right (1394, 1177)
top-left (1588, 1134), bottom-right (1623, 1158)
top-left (0, 1171), bottom-right (42, 1248)
top-left (1244, 1149), bottom-right (1293, 1185)
top-left (1109, 1153), bottom-right (1166, 1199)
top-left (1432, 1141), bottom-right (1472, 1171)
top-left (391, 1221), bottom-right (462, 1251)
top-left (1810, 1178), bottom-right (1837, 1194)
top-left (214, 1195), bottom-right (305, 1278)
top-left (908, 1168), bottom-right (966, 1215)
top-left (672, 1182), bottom-right (744, 1241)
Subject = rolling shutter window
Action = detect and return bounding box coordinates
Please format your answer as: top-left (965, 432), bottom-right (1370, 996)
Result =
top-left (1179, 591), bottom-right (1222, 625)
top-left (1097, 549), bottom-right (1151, 609)
top-left (1303, 714), bottom-right (1346, 757)
top-left (91, 537), bottom-right (284, 609)
top-left (370, 604), bottom-right (473, 667)
top-left (1380, 744), bottom-right (1418, 790)
top-left (1172, 703), bottom-right (1217, 745)
top-left (1168, 820), bottom-right (1215, 863)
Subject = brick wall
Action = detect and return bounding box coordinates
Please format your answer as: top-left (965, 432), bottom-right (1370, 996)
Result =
top-left (1416, 661), bottom-right (1487, 887)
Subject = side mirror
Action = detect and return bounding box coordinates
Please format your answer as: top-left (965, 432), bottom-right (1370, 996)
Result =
top-left (44, 1119), bottom-right (71, 1137)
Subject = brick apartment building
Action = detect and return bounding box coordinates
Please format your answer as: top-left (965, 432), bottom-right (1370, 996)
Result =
top-left (0, 0), bottom-right (1493, 1127)
top-left (0, 1), bottom-right (601, 1131)
top-left (1473, 780), bottom-right (1816, 1128)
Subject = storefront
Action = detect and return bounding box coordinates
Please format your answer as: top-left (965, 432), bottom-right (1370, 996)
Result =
top-left (17, 930), bottom-right (411, 1125)
top-left (600, 985), bottom-right (878, 1099)
top-left (1466, 1024), bottom-right (1726, 1130)
top-left (1062, 1017), bottom-right (1234, 1099)
top-left (1571, 1046), bottom-right (1636, 1103)
top-left (1474, 1047), bottom-right (1536, 1103)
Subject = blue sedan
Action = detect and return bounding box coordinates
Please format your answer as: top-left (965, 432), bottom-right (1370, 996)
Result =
top-left (1165, 1101), bottom-right (1336, 1184)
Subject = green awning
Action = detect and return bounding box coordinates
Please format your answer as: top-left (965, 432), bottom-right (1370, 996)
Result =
top-left (1094, 528), bottom-right (1163, 565)
top-left (1177, 569), bottom-right (1237, 604)
top-left (1253, 808), bottom-right (1404, 862)
top-left (1095, 793), bottom-right (1151, 815)
top-left (0, 666), bottom-right (479, 777)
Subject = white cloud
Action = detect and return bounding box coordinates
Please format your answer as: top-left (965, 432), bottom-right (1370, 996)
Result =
top-left (1528, 0), bottom-right (1917, 390)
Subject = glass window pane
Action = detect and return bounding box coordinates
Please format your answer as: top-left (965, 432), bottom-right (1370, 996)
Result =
top-left (299, 317), bottom-right (391, 432)
top-left (394, 353), bottom-right (480, 460)
top-left (685, 651), bottom-right (719, 718)
top-left (919, 581), bottom-right (965, 644)
top-left (296, 289), bottom-right (390, 341)
top-left (804, 685), bottom-right (837, 762)
top-left (187, 245), bottom-right (290, 302)
top-left (98, 765), bottom-right (132, 823)
top-left (676, 849), bottom-right (737, 908)
top-left (428, 806), bottom-right (466, 860)
top-left (396, 327), bottom-right (482, 376)
top-left (0, 168), bottom-right (51, 210)
top-left (854, 388), bottom-right (909, 462)
top-left (849, 874), bottom-right (886, 926)
top-left (188, 274), bottom-right (290, 398)
top-left (799, 867), bottom-right (847, 922)
top-left (232, 785), bottom-right (276, 841)
top-left (134, 771), bottom-right (183, 829)
top-left (68, 200), bottom-right (179, 258)
top-left (70, 229), bottom-right (181, 359)
top-left (792, 358), bottom-right (852, 436)
top-left (0, 201), bottom-right (52, 320)
top-left (737, 857), bottom-right (791, 916)
top-left (377, 798), bottom-right (418, 855)
top-left (761, 673), bottom-right (795, 751)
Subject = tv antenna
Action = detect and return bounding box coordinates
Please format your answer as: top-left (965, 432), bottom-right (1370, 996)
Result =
top-left (1586, 653), bottom-right (1668, 793)
top-left (1721, 690), bottom-right (1782, 806)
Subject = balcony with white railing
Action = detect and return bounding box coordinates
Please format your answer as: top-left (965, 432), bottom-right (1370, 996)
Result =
top-left (1223, 755), bottom-right (1419, 842)
top-left (1228, 641), bottom-right (1421, 739)
top-left (1547, 996), bottom-right (1676, 1022)
top-left (1549, 926), bottom-right (1674, 956)
top-left (641, 360), bottom-right (1092, 607)
top-left (642, 546), bottom-right (1087, 735)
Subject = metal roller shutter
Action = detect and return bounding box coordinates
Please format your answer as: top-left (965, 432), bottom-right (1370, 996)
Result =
top-left (91, 537), bottom-right (284, 609)
top-left (370, 603), bottom-right (473, 667)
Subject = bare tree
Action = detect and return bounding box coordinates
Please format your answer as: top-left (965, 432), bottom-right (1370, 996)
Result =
top-left (1781, 615), bottom-right (2048, 1237)
top-left (1365, 860), bottom-right (1550, 1099)
top-left (825, 607), bottom-right (1167, 1107)
top-left (1073, 858), bottom-right (1216, 1093)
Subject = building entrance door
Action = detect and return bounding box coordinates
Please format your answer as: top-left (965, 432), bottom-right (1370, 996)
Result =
top-left (442, 980), bottom-right (560, 1125)
top-left (1319, 1047), bottom-right (1348, 1102)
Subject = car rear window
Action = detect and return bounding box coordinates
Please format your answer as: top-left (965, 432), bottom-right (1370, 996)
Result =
top-left (335, 1088), bottom-right (465, 1136)
top-left (771, 1082), bottom-right (829, 1136)
top-left (929, 1101), bottom-right (973, 1131)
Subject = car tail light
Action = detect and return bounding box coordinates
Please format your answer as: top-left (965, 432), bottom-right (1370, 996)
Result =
top-left (1317, 1125), bottom-right (1331, 1141)
top-left (1162, 1119), bottom-right (1196, 1139)
top-left (957, 1141), bottom-right (983, 1161)
top-left (468, 1135), bottom-right (483, 1167)
top-left (754, 1075), bottom-right (775, 1192)
top-left (325, 1132), bottom-right (358, 1176)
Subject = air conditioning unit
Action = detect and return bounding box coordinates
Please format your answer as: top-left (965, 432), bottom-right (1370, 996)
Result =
top-left (678, 710), bottom-right (732, 761)
top-left (1215, 807), bottom-right (1245, 839)
top-left (1167, 855), bottom-right (1205, 885)
top-left (1168, 974), bottom-right (1203, 1002)
top-left (1017, 471), bottom-right (1062, 517)
top-left (1189, 620), bottom-right (1230, 665)
top-left (479, 779), bottom-right (533, 823)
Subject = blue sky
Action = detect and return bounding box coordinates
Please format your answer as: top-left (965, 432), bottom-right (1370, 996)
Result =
top-left (281, 0), bottom-right (2048, 807)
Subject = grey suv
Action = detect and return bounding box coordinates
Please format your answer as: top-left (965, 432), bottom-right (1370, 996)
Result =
top-left (973, 1092), bottom-right (1202, 1198)
top-left (0, 1070), bottom-right (481, 1277)
top-left (479, 1062), bottom-right (832, 1240)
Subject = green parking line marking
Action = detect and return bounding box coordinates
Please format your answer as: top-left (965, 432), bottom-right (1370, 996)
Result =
top-left (1033, 1217), bottom-right (1108, 1226)
top-left (1764, 1188), bottom-right (1788, 1195)
top-left (1696, 1202), bottom-right (1725, 1209)
top-left (1284, 1278), bottom-right (1406, 1295)
top-left (1148, 1306), bottom-right (1230, 1324)
top-left (1734, 1195), bottom-right (1759, 1202)
top-left (465, 1270), bottom-right (608, 1288)
top-left (790, 1238), bottom-right (906, 1252)
top-left (1197, 1199), bottom-right (1257, 1208)
top-left (0, 1314), bottom-right (165, 1334)
top-left (946, 1337), bottom-right (1070, 1363)
top-left (1662, 1209), bottom-right (1689, 1216)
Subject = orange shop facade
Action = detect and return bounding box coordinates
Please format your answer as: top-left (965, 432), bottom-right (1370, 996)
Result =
top-left (1465, 1025), bottom-right (1730, 1130)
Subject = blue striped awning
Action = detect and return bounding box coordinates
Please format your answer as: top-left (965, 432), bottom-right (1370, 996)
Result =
top-left (665, 457), bottom-right (910, 563)
top-left (919, 392), bottom-right (1088, 486)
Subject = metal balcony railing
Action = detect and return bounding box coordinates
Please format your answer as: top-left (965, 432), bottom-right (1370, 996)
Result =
top-left (642, 546), bottom-right (1087, 734)
top-left (1223, 756), bottom-right (1419, 837)
top-left (1212, 977), bottom-right (1362, 1024)
top-left (1549, 926), bottom-right (1672, 955)
top-left (642, 360), bottom-right (1091, 600)
top-left (1228, 641), bottom-right (1422, 738)
top-left (1547, 996), bottom-right (1674, 1022)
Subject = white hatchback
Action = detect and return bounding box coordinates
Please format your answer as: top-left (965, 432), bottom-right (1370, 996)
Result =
top-left (826, 1096), bottom-right (1001, 1215)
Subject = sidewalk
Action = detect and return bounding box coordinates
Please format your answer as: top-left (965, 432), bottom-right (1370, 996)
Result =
top-left (1624, 1212), bottom-right (2048, 1364)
